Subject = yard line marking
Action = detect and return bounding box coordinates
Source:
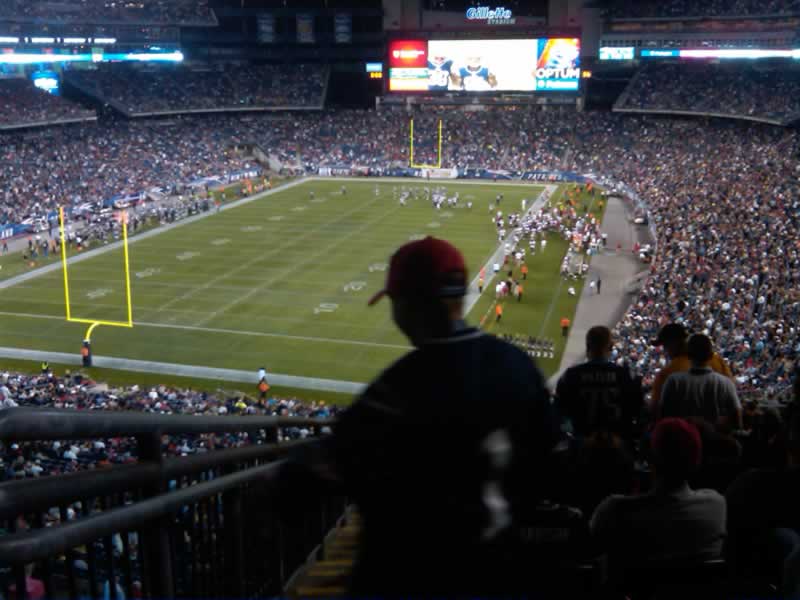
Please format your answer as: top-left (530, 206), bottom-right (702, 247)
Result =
top-left (463, 185), bottom-right (557, 318)
top-left (0, 177), bottom-right (309, 291)
top-left (536, 185), bottom-right (591, 338)
top-left (194, 201), bottom-right (406, 327)
top-left (0, 310), bottom-right (410, 350)
top-left (155, 195), bottom-right (381, 315)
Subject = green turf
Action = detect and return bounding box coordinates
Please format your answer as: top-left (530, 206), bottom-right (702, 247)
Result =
top-left (0, 179), bottom-right (601, 385)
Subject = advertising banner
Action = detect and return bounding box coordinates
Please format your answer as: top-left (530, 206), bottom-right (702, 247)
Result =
top-left (297, 14), bottom-right (315, 44)
top-left (257, 14), bottom-right (275, 44)
top-left (334, 13), bottom-right (352, 44)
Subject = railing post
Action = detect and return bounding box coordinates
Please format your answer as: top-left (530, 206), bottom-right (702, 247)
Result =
top-left (136, 432), bottom-right (175, 599)
top-left (223, 467), bottom-right (245, 598)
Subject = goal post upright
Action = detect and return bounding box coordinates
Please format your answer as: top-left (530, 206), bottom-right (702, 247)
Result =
top-left (59, 205), bottom-right (135, 365)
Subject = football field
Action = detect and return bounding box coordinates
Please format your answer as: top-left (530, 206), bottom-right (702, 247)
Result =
top-left (0, 179), bottom-right (598, 386)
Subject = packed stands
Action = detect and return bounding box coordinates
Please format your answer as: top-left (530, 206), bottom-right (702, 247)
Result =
top-left (0, 368), bottom-right (339, 482)
top-left (0, 0), bottom-right (215, 25)
top-left (2, 103), bottom-right (800, 596)
top-left (0, 78), bottom-right (95, 130)
top-left (0, 106), bottom-right (798, 403)
top-left (616, 62), bottom-right (800, 123)
top-left (606, 0), bottom-right (800, 18)
top-left (0, 117), bottom-right (258, 226)
top-left (67, 64), bottom-right (328, 116)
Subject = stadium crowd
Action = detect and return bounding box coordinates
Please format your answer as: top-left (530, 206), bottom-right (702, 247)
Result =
top-left (0, 79), bottom-right (95, 129)
top-left (0, 117), bottom-right (257, 226)
top-left (0, 367), bottom-right (339, 482)
top-left (620, 62), bottom-right (800, 122)
top-left (0, 105), bottom-right (798, 402)
top-left (3, 103), bottom-right (800, 596)
top-left (67, 64), bottom-right (327, 115)
top-left (0, 0), bottom-right (215, 25)
top-left (607, 0), bottom-right (800, 18)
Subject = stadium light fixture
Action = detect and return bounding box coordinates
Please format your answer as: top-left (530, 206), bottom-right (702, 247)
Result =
top-left (93, 37), bottom-right (117, 44)
top-left (0, 36), bottom-right (19, 44)
top-left (31, 37), bottom-right (55, 44)
top-left (63, 37), bottom-right (87, 44)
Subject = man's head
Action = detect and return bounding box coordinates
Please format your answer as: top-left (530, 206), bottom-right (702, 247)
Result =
top-left (651, 418), bottom-right (702, 486)
top-left (586, 325), bottom-right (612, 360)
top-left (687, 333), bottom-right (714, 367)
top-left (466, 56), bottom-right (482, 69)
top-left (368, 237), bottom-right (467, 346)
top-left (653, 323), bottom-right (689, 359)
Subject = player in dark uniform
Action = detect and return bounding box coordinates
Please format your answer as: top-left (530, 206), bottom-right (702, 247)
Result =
top-left (555, 325), bottom-right (643, 442)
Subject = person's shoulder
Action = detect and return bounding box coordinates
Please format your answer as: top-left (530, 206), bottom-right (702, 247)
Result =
top-left (590, 493), bottom-right (629, 530)
top-left (689, 487), bottom-right (726, 506)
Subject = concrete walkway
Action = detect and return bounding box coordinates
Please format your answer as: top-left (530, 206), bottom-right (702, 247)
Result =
top-left (548, 196), bottom-right (647, 387)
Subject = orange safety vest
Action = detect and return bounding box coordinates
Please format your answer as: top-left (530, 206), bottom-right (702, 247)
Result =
top-left (560, 318), bottom-right (570, 328)
top-left (521, 265), bottom-right (528, 274)
top-left (496, 304), bottom-right (503, 315)
top-left (80, 347), bottom-right (89, 357)
top-left (258, 380), bottom-right (270, 393)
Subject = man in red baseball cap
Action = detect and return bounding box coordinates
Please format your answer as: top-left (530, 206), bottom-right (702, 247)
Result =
top-left (326, 236), bottom-right (558, 597)
top-left (366, 236), bottom-right (471, 345)
top-left (591, 418), bottom-right (725, 580)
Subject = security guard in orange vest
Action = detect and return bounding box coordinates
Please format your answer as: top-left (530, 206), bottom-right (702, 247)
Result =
top-left (258, 377), bottom-right (270, 402)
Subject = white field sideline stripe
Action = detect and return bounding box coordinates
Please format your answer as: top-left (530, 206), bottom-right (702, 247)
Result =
top-left (463, 184), bottom-right (557, 317)
top-left (0, 346), bottom-right (367, 394)
top-left (0, 176), bottom-right (311, 291)
top-left (0, 177), bottom-right (546, 293)
top-left (0, 310), bottom-right (409, 351)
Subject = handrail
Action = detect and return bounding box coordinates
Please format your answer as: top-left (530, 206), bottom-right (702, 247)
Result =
top-left (0, 460), bottom-right (285, 564)
top-left (613, 105), bottom-right (786, 126)
top-left (0, 437), bottom-right (314, 520)
top-left (0, 407), bottom-right (328, 440)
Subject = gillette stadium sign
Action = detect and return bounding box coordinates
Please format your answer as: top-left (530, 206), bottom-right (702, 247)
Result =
top-left (466, 6), bottom-right (515, 25)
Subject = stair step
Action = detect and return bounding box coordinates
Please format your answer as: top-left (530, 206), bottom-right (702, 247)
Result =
top-left (296, 586), bottom-right (348, 596)
top-left (286, 507), bottom-right (360, 600)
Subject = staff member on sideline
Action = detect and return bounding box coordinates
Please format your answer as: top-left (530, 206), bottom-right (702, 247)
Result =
top-left (322, 236), bottom-right (558, 597)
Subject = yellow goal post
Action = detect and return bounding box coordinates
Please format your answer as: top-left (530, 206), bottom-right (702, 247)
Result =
top-left (59, 206), bottom-right (134, 347)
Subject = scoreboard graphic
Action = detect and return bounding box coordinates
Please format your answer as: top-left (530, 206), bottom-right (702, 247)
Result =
top-left (388, 38), bottom-right (580, 93)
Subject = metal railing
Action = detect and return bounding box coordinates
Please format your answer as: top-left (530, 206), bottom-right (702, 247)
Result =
top-left (0, 407), bottom-right (343, 600)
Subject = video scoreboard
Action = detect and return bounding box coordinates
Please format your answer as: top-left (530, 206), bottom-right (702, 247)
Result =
top-left (388, 38), bottom-right (581, 93)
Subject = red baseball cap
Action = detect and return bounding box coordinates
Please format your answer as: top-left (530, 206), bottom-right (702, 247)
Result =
top-left (367, 237), bottom-right (468, 306)
top-left (651, 417), bottom-right (702, 472)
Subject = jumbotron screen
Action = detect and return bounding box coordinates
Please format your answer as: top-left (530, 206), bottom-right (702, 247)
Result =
top-left (388, 38), bottom-right (581, 93)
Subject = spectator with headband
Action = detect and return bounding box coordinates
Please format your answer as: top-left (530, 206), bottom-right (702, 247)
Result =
top-left (325, 236), bottom-right (558, 597)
